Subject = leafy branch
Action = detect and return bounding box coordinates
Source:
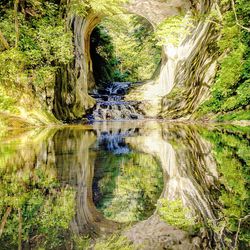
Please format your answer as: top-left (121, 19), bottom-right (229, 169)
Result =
top-left (233, 214), bottom-right (250, 249)
top-left (231, 0), bottom-right (250, 32)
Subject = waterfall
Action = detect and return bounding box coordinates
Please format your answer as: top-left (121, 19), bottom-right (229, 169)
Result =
top-left (89, 82), bottom-right (144, 121)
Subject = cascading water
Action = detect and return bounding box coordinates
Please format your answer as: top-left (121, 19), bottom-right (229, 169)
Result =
top-left (95, 127), bottom-right (137, 154)
top-left (88, 82), bottom-right (144, 121)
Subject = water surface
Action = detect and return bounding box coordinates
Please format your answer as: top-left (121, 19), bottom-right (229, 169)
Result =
top-left (0, 121), bottom-right (249, 249)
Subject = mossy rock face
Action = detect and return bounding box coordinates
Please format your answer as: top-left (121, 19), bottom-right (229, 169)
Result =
top-left (160, 25), bottom-right (218, 120)
top-left (0, 108), bottom-right (61, 130)
top-left (53, 18), bottom-right (97, 122)
top-left (0, 112), bottom-right (32, 129)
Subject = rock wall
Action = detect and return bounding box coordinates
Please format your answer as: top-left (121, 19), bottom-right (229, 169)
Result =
top-left (126, 0), bottom-right (191, 25)
top-left (126, 0), bottom-right (218, 118)
top-left (160, 1), bottom-right (218, 119)
top-left (53, 14), bottom-right (99, 121)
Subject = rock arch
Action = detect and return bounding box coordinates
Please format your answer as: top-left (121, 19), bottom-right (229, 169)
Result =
top-left (53, 0), bottom-right (216, 121)
top-left (126, 0), bottom-right (191, 26)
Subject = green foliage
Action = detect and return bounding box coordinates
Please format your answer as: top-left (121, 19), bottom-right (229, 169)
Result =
top-left (94, 234), bottom-right (135, 250)
top-left (221, 80), bottom-right (250, 111)
top-left (73, 235), bottom-right (92, 249)
top-left (0, 48), bottom-right (28, 87)
top-left (199, 0), bottom-right (250, 120)
top-left (0, 3), bottom-right (73, 84)
top-left (0, 1), bottom-right (73, 116)
top-left (201, 126), bottom-right (250, 247)
top-left (91, 15), bottom-right (161, 84)
top-left (217, 109), bottom-right (250, 121)
top-left (95, 151), bottom-right (163, 222)
top-left (69, 0), bottom-right (128, 17)
top-left (155, 14), bottom-right (194, 46)
top-left (0, 86), bottom-right (19, 113)
top-left (91, 25), bottom-right (118, 86)
top-left (215, 44), bottom-right (245, 96)
top-left (157, 199), bottom-right (197, 231)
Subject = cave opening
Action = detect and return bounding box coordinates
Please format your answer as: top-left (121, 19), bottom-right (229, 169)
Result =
top-left (89, 14), bottom-right (161, 90)
top-left (87, 14), bottom-right (161, 121)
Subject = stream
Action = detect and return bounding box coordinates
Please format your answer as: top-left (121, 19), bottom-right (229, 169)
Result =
top-left (88, 82), bottom-right (144, 121)
top-left (0, 121), bottom-right (249, 249)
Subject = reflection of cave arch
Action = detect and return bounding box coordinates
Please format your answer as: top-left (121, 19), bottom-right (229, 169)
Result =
top-left (53, 125), bottom-right (165, 236)
top-left (53, 122), bottom-right (219, 246)
top-left (53, 129), bottom-right (121, 236)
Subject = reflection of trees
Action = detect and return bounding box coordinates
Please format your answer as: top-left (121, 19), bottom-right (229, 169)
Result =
top-left (0, 129), bottom-right (75, 249)
top-left (1, 123), bottom-right (247, 249)
top-left (201, 125), bottom-right (250, 248)
top-left (94, 152), bottom-right (163, 223)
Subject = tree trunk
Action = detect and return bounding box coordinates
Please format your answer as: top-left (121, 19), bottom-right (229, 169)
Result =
top-left (0, 30), bottom-right (10, 50)
top-left (14, 0), bottom-right (19, 48)
top-left (18, 208), bottom-right (22, 250)
top-left (0, 207), bottom-right (12, 237)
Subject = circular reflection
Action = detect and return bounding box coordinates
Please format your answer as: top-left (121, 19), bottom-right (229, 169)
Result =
top-left (92, 141), bottom-right (163, 223)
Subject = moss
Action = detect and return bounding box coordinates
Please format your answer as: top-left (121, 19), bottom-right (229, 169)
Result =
top-left (0, 112), bottom-right (33, 129)
top-left (216, 109), bottom-right (250, 122)
top-left (94, 234), bottom-right (135, 250)
top-left (166, 86), bottom-right (183, 100)
top-left (73, 235), bottom-right (92, 250)
top-left (157, 199), bottom-right (198, 232)
top-left (0, 108), bottom-right (61, 130)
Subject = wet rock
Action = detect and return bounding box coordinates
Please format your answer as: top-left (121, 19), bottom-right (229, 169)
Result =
top-left (100, 104), bottom-right (108, 109)
top-left (125, 215), bottom-right (195, 250)
top-left (130, 114), bottom-right (138, 119)
top-left (90, 82), bottom-right (144, 121)
top-left (192, 236), bottom-right (202, 248)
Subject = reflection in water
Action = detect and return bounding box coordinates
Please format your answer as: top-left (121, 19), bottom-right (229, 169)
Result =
top-left (125, 123), bottom-right (219, 249)
top-left (93, 150), bottom-right (163, 223)
top-left (0, 122), bottom-right (249, 249)
top-left (127, 123), bottom-right (218, 220)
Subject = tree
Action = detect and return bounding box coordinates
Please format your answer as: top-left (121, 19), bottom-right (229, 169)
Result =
top-left (0, 29), bottom-right (10, 50)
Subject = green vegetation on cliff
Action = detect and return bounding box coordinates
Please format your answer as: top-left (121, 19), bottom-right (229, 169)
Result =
top-left (199, 0), bottom-right (250, 121)
top-left (0, 0), bottom-right (72, 126)
top-left (201, 125), bottom-right (250, 247)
